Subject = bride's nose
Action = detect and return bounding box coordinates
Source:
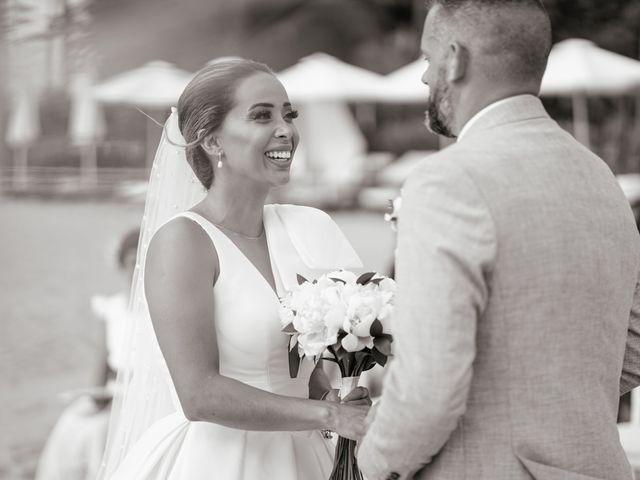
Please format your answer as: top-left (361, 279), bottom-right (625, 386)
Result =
top-left (274, 120), bottom-right (294, 140)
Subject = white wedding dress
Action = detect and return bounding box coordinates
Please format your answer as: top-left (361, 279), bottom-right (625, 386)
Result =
top-left (108, 204), bottom-right (361, 480)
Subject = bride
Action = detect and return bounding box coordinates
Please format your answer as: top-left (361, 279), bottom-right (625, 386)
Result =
top-left (98, 58), bottom-right (371, 479)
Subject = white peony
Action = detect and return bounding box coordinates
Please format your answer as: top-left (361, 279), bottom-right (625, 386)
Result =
top-left (341, 332), bottom-right (374, 352)
top-left (344, 288), bottom-right (385, 337)
top-left (280, 271), bottom-right (396, 359)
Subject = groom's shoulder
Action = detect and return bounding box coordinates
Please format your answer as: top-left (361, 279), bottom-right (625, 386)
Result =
top-left (400, 147), bottom-right (483, 204)
top-left (408, 144), bottom-right (474, 180)
top-left (408, 134), bottom-right (512, 185)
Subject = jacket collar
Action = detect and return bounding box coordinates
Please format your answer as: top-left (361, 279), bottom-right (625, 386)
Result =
top-left (458, 94), bottom-right (550, 141)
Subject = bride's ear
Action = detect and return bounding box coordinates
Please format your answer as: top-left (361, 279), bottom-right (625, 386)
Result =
top-left (200, 131), bottom-right (222, 158)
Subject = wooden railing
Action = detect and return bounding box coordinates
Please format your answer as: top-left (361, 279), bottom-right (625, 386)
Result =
top-left (0, 166), bottom-right (149, 199)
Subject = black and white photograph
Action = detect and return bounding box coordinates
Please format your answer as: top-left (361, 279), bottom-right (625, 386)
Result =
top-left (1, 0), bottom-right (640, 479)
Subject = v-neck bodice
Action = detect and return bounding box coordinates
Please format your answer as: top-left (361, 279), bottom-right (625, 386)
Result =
top-left (183, 211), bottom-right (279, 298)
top-left (107, 205), bottom-right (363, 480)
top-left (176, 210), bottom-right (311, 396)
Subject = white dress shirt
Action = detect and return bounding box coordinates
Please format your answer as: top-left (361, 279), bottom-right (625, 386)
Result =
top-left (457, 96), bottom-right (520, 141)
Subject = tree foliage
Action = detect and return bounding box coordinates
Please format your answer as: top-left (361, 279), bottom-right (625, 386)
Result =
top-left (544, 0), bottom-right (640, 58)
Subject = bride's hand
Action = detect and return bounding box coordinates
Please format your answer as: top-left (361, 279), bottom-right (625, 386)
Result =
top-left (328, 402), bottom-right (370, 441)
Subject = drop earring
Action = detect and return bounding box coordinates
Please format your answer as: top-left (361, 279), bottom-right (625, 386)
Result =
top-left (216, 152), bottom-right (223, 169)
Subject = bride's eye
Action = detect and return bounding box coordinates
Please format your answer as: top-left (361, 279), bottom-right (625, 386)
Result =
top-left (284, 110), bottom-right (299, 122)
top-left (249, 110), bottom-right (272, 121)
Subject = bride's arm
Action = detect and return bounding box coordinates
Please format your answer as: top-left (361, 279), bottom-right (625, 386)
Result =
top-left (145, 218), bottom-right (368, 439)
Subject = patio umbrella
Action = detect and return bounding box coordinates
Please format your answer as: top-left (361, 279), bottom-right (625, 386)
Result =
top-left (5, 90), bottom-right (41, 190)
top-left (540, 39), bottom-right (640, 148)
top-left (93, 61), bottom-right (194, 169)
top-left (276, 54), bottom-right (383, 196)
top-left (69, 72), bottom-right (106, 186)
top-left (380, 58), bottom-right (430, 103)
top-left (277, 53), bottom-right (386, 103)
top-left (93, 60), bottom-right (193, 107)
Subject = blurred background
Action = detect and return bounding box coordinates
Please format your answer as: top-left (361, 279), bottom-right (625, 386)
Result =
top-left (1, 0), bottom-right (640, 478)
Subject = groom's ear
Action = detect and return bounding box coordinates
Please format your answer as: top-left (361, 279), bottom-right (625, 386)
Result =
top-left (446, 41), bottom-right (469, 82)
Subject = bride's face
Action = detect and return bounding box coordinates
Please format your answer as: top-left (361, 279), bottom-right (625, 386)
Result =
top-left (214, 72), bottom-right (299, 187)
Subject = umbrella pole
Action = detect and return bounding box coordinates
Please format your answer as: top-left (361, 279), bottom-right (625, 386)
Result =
top-left (572, 94), bottom-right (590, 150)
top-left (633, 95), bottom-right (640, 172)
top-left (354, 103), bottom-right (377, 132)
top-left (12, 146), bottom-right (28, 191)
top-left (611, 96), bottom-right (626, 173)
top-left (80, 143), bottom-right (98, 187)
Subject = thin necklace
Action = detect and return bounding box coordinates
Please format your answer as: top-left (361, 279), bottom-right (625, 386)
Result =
top-left (197, 203), bottom-right (265, 240)
top-left (211, 221), bottom-right (265, 240)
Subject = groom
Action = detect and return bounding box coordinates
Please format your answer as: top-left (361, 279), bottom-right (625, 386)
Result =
top-left (357, 1), bottom-right (640, 479)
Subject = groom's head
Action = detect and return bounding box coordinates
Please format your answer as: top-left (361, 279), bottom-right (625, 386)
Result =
top-left (421, 0), bottom-right (552, 138)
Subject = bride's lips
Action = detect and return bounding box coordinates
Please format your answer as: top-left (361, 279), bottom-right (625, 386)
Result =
top-left (264, 147), bottom-right (294, 168)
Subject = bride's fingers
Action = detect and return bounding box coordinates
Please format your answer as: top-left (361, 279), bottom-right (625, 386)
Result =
top-left (343, 398), bottom-right (372, 406)
top-left (322, 389), bottom-right (340, 403)
top-left (341, 387), bottom-right (372, 404)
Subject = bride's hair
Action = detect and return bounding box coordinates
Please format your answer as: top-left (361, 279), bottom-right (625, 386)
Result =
top-left (177, 58), bottom-right (274, 190)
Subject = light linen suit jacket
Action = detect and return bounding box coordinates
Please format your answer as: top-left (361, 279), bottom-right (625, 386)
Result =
top-left (358, 95), bottom-right (640, 480)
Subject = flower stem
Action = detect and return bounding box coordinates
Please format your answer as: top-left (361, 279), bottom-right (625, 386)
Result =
top-left (328, 435), bottom-right (364, 480)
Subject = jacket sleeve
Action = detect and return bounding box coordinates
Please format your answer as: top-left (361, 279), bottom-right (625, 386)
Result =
top-left (357, 159), bottom-right (497, 480)
top-left (621, 271), bottom-right (640, 396)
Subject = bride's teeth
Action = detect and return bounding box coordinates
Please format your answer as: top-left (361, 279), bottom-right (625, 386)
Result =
top-left (266, 151), bottom-right (291, 160)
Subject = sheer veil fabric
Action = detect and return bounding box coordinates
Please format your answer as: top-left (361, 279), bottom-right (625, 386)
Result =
top-left (98, 108), bottom-right (207, 479)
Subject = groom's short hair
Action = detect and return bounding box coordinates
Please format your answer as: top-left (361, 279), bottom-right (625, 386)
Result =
top-left (424, 0), bottom-right (552, 84)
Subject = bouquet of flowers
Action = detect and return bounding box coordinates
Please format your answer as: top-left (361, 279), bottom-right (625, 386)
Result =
top-left (279, 270), bottom-right (396, 480)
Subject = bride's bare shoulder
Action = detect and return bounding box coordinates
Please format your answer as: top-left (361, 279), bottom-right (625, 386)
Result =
top-left (146, 216), bottom-right (218, 274)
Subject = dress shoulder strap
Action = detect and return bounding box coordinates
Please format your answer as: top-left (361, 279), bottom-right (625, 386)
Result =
top-left (171, 211), bottom-right (228, 244)
top-left (168, 211), bottom-right (239, 269)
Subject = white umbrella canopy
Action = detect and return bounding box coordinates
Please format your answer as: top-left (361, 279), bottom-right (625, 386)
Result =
top-left (6, 91), bottom-right (41, 148)
top-left (381, 58), bottom-right (430, 103)
top-left (540, 39), bottom-right (640, 149)
top-left (93, 61), bottom-right (194, 107)
top-left (93, 61), bottom-right (194, 169)
top-left (541, 39), bottom-right (640, 96)
top-left (277, 53), bottom-right (387, 103)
